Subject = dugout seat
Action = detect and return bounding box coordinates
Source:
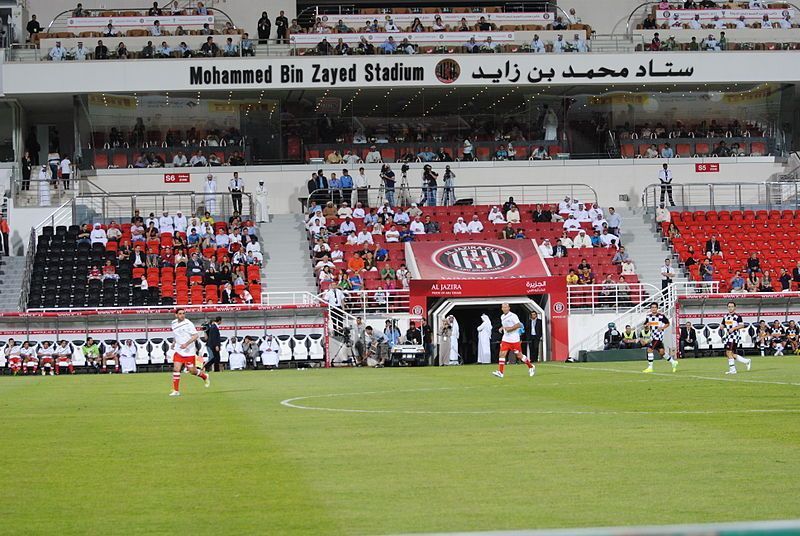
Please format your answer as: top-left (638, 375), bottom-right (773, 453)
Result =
top-left (277, 335), bottom-right (293, 363)
top-left (292, 335), bottom-right (309, 361)
top-left (308, 334), bottom-right (325, 361)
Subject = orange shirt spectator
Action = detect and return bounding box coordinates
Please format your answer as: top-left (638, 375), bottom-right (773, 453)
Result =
top-left (347, 254), bottom-right (365, 272)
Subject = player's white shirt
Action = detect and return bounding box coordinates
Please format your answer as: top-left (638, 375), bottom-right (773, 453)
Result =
top-left (171, 318), bottom-right (198, 357)
top-left (20, 346), bottom-right (37, 359)
top-left (5, 344), bottom-right (21, 357)
top-left (54, 344), bottom-right (72, 359)
top-left (501, 312), bottom-right (522, 343)
top-left (38, 345), bottom-right (54, 358)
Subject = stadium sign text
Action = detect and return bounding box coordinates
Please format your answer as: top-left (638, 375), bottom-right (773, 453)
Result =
top-left (189, 62), bottom-right (425, 87)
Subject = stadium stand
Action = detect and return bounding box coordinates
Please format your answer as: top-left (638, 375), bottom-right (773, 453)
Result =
top-left (305, 196), bottom-right (642, 306)
top-left (661, 209), bottom-right (800, 293)
top-left (27, 214), bottom-right (262, 309)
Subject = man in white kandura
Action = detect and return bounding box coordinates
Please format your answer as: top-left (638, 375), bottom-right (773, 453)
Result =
top-left (204, 173), bottom-right (217, 215)
top-left (254, 180), bottom-right (269, 223)
top-left (477, 314), bottom-right (492, 364)
top-left (493, 303), bottom-right (535, 378)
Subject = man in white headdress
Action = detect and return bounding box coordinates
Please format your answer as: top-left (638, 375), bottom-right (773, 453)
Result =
top-left (254, 180), bottom-right (269, 223)
top-left (259, 334), bottom-right (280, 368)
top-left (447, 315), bottom-right (460, 365)
top-left (119, 339), bottom-right (137, 373)
top-left (226, 336), bottom-right (246, 370)
top-left (204, 173), bottom-right (217, 215)
top-left (477, 314), bottom-right (492, 364)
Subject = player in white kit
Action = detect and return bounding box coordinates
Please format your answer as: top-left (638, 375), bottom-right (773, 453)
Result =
top-left (492, 303), bottom-right (536, 379)
top-left (169, 308), bottom-right (210, 396)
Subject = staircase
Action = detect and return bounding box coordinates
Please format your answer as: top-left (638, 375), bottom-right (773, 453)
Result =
top-left (259, 214), bottom-right (317, 303)
top-left (589, 34), bottom-right (637, 53)
top-left (615, 207), bottom-right (688, 291)
top-left (0, 257), bottom-right (26, 312)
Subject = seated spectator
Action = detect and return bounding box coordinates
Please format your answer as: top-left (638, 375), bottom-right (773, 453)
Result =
top-left (385, 225), bottom-right (400, 242)
top-left (466, 215), bottom-right (484, 234)
top-left (538, 239), bottom-right (553, 258)
top-left (178, 42), bottom-right (193, 57)
top-left (699, 258), bottom-right (715, 282)
top-left (644, 144), bottom-right (659, 159)
top-left (141, 40), bottom-right (155, 59)
top-left (334, 38), bottom-right (349, 56)
top-left (573, 229), bottom-right (592, 248)
top-left (151, 20), bottom-right (163, 36)
top-left (612, 246), bottom-right (629, 265)
top-left (660, 143), bottom-right (674, 159)
top-left (730, 271), bottom-right (746, 292)
top-left (49, 41), bottom-right (68, 61)
top-left (531, 146), bottom-right (549, 160)
top-left (223, 38), bottom-right (239, 57)
top-left (621, 258), bottom-right (636, 275)
top-left (379, 36), bottom-right (397, 54)
top-left (530, 34), bottom-right (545, 53)
top-left (90, 223), bottom-right (107, 246)
top-left (241, 33), bottom-right (254, 56)
top-left (200, 37), bottom-right (219, 57)
top-left (463, 37), bottom-right (479, 53)
top-left (357, 37), bottom-right (375, 55)
top-left (506, 205), bottom-right (521, 224)
top-left (779, 267), bottom-right (792, 292)
top-left (712, 141), bottom-right (731, 157)
top-left (745, 271), bottom-right (761, 293)
top-left (453, 217), bottom-right (468, 234)
top-left (760, 270), bottom-right (774, 292)
top-left (566, 269), bottom-right (579, 285)
top-left (156, 41), bottom-right (172, 58)
top-left (705, 235), bottom-right (723, 257)
top-left (423, 216), bottom-right (439, 234)
top-left (481, 36), bottom-right (499, 53)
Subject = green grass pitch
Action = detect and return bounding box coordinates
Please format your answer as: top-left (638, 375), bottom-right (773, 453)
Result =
top-left (2, 358), bottom-right (800, 535)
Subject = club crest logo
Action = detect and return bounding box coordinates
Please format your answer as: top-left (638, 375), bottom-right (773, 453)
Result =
top-left (434, 58), bottom-right (461, 84)
top-left (433, 244), bottom-right (520, 274)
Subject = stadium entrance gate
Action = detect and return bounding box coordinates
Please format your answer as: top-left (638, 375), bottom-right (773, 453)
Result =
top-left (429, 297), bottom-right (548, 363)
top-left (404, 240), bottom-right (569, 361)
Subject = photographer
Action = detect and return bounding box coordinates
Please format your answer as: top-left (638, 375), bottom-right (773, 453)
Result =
top-left (203, 317), bottom-right (222, 372)
top-left (442, 165), bottom-right (455, 206)
top-left (364, 326), bottom-right (387, 367)
top-left (422, 165), bottom-right (438, 207)
top-left (379, 164), bottom-right (396, 207)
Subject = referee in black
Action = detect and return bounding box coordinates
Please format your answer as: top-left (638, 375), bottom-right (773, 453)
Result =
top-left (203, 317), bottom-right (222, 372)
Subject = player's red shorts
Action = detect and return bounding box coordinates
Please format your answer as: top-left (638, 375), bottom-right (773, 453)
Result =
top-left (173, 354), bottom-right (196, 365)
top-left (500, 341), bottom-right (523, 354)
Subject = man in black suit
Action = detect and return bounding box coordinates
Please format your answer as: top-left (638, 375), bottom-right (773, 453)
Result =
top-left (705, 234), bottom-right (722, 257)
top-left (791, 261), bottom-right (800, 292)
top-left (533, 204), bottom-right (552, 223)
top-left (679, 321), bottom-right (699, 358)
top-left (203, 317), bottom-right (222, 372)
top-left (528, 311), bottom-right (543, 362)
top-left (307, 171), bottom-right (329, 206)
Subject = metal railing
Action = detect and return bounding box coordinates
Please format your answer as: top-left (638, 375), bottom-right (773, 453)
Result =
top-left (308, 183), bottom-right (598, 210)
top-left (72, 191), bottom-right (254, 225)
top-left (568, 282), bottom-right (660, 314)
top-left (321, 289), bottom-right (411, 316)
top-left (569, 281), bottom-right (719, 355)
top-left (642, 182), bottom-right (800, 213)
top-left (24, 293), bottom-right (321, 314)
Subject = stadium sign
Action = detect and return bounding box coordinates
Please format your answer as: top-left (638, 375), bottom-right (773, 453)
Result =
top-left (7, 52), bottom-right (800, 94)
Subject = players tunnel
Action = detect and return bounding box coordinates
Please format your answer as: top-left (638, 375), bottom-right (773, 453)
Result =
top-left (428, 297), bottom-right (549, 364)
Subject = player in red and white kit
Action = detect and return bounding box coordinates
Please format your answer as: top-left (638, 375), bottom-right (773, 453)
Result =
top-left (169, 308), bottom-right (210, 396)
top-left (20, 341), bottom-right (38, 375)
top-left (54, 340), bottom-right (74, 374)
top-left (38, 341), bottom-right (55, 376)
top-left (492, 302), bottom-right (536, 379)
top-left (4, 339), bottom-right (22, 375)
